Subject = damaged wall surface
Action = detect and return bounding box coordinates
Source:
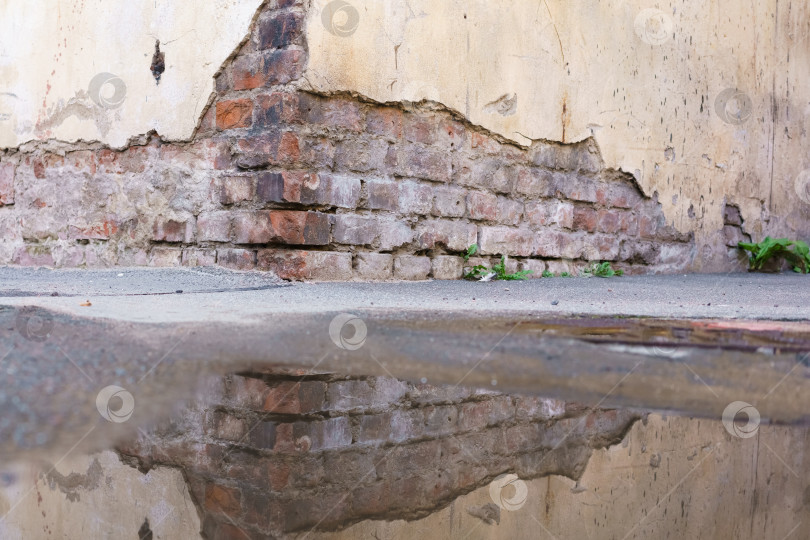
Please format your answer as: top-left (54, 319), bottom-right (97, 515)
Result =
top-left (0, 0), bottom-right (698, 277)
top-left (0, 378), bottom-right (807, 539)
top-left (0, 0), bottom-right (808, 274)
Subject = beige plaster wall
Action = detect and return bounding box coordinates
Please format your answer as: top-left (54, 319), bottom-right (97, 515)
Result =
top-left (0, 0), bottom-right (263, 149)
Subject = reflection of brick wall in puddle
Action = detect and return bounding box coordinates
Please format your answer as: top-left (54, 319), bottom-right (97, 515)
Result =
top-left (0, 0), bottom-right (694, 279)
top-left (118, 372), bottom-right (640, 538)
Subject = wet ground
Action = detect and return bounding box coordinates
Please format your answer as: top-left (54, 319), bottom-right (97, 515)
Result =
top-left (0, 267), bottom-right (808, 461)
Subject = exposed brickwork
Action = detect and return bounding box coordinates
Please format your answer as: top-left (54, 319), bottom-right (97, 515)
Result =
top-left (0, 0), bottom-right (695, 278)
top-left (118, 371), bottom-right (640, 539)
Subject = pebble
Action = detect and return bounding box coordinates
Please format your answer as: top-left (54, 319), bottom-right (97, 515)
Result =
top-left (551, 300), bottom-right (559, 305)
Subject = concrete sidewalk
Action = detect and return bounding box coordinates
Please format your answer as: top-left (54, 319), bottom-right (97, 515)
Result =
top-left (0, 267), bottom-right (808, 459)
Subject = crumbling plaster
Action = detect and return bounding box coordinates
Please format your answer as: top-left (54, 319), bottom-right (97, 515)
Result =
top-left (2, 0), bottom-right (809, 267)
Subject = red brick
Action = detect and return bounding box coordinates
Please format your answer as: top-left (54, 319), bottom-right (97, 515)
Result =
top-left (216, 99), bottom-right (253, 130)
top-left (269, 210), bottom-right (330, 245)
top-left (153, 218), bottom-right (193, 243)
top-left (298, 94), bottom-right (364, 131)
top-left (516, 167), bottom-right (554, 196)
top-left (572, 206), bottom-right (598, 232)
top-left (257, 11), bottom-right (303, 50)
top-left (231, 50), bottom-right (304, 90)
top-left (205, 484), bottom-right (242, 517)
top-left (225, 375), bottom-right (270, 410)
top-left (276, 131), bottom-right (300, 164)
top-left (255, 92), bottom-right (299, 126)
top-left (497, 197), bottom-right (523, 225)
top-left (366, 107), bottom-right (403, 140)
top-left (639, 214), bottom-right (658, 239)
top-left (206, 412), bottom-right (247, 442)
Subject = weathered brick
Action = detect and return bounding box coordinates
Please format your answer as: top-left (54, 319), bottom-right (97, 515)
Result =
top-left (217, 249), bottom-right (256, 270)
top-left (270, 211), bottom-right (330, 245)
top-left (215, 175), bottom-right (255, 205)
top-left (478, 227), bottom-right (534, 256)
top-left (0, 162), bottom-right (14, 205)
top-left (525, 200), bottom-right (574, 229)
top-left (198, 212), bottom-right (232, 242)
top-left (394, 144), bottom-right (452, 182)
top-left (423, 405), bottom-right (459, 437)
top-left (231, 50), bottom-right (304, 90)
top-left (257, 10), bottom-right (303, 49)
top-left (398, 181), bottom-right (434, 215)
top-left (497, 196), bottom-right (523, 225)
top-left (432, 185), bottom-right (466, 217)
top-left (723, 204), bottom-right (743, 226)
top-left (334, 138), bottom-right (389, 172)
top-left (255, 92), bottom-right (299, 127)
top-left (394, 255), bottom-right (431, 280)
top-left (437, 118), bottom-right (466, 150)
top-left (257, 250), bottom-right (352, 281)
top-left (403, 116), bottom-right (437, 144)
top-left (354, 253), bottom-right (393, 280)
top-left (516, 396), bottom-right (566, 421)
top-left (68, 219), bottom-right (118, 241)
top-left (148, 247), bottom-right (182, 267)
top-left (583, 234), bottom-right (620, 261)
top-left (466, 191), bottom-right (497, 221)
top-left (604, 181), bottom-right (643, 209)
top-left (298, 94), bottom-right (364, 131)
top-left (723, 224), bottom-right (748, 247)
top-left (225, 375), bottom-right (270, 410)
top-left (431, 256), bottom-right (463, 280)
top-left (206, 411), bottom-right (247, 442)
top-left (515, 167), bottom-right (554, 196)
top-left (366, 178), bottom-right (399, 211)
top-left (357, 410), bottom-right (422, 445)
top-left (333, 215), bottom-right (377, 245)
top-left (573, 206), bottom-right (598, 232)
top-left (153, 218), bottom-right (193, 243)
top-left (415, 220), bottom-right (477, 252)
top-left (289, 417), bottom-right (352, 452)
top-left (639, 214), bottom-right (659, 239)
top-left (205, 484), bottom-right (242, 517)
top-left (459, 160), bottom-right (515, 193)
top-left (619, 240), bottom-right (660, 264)
top-left (233, 211), bottom-right (273, 244)
top-left (366, 107), bottom-right (403, 140)
top-left (216, 99), bottom-right (253, 130)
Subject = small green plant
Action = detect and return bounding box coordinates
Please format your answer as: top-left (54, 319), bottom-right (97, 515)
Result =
top-left (541, 270), bottom-right (553, 278)
top-left (580, 261), bottom-right (624, 278)
top-left (462, 245), bottom-right (532, 281)
top-left (559, 272), bottom-right (573, 278)
top-left (738, 237), bottom-right (810, 273)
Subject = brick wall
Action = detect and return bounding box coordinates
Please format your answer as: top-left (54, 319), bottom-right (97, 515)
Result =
top-left (0, 0), bottom-right (694, 278)
top-left (118, 371), bottom-right (640, 539)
